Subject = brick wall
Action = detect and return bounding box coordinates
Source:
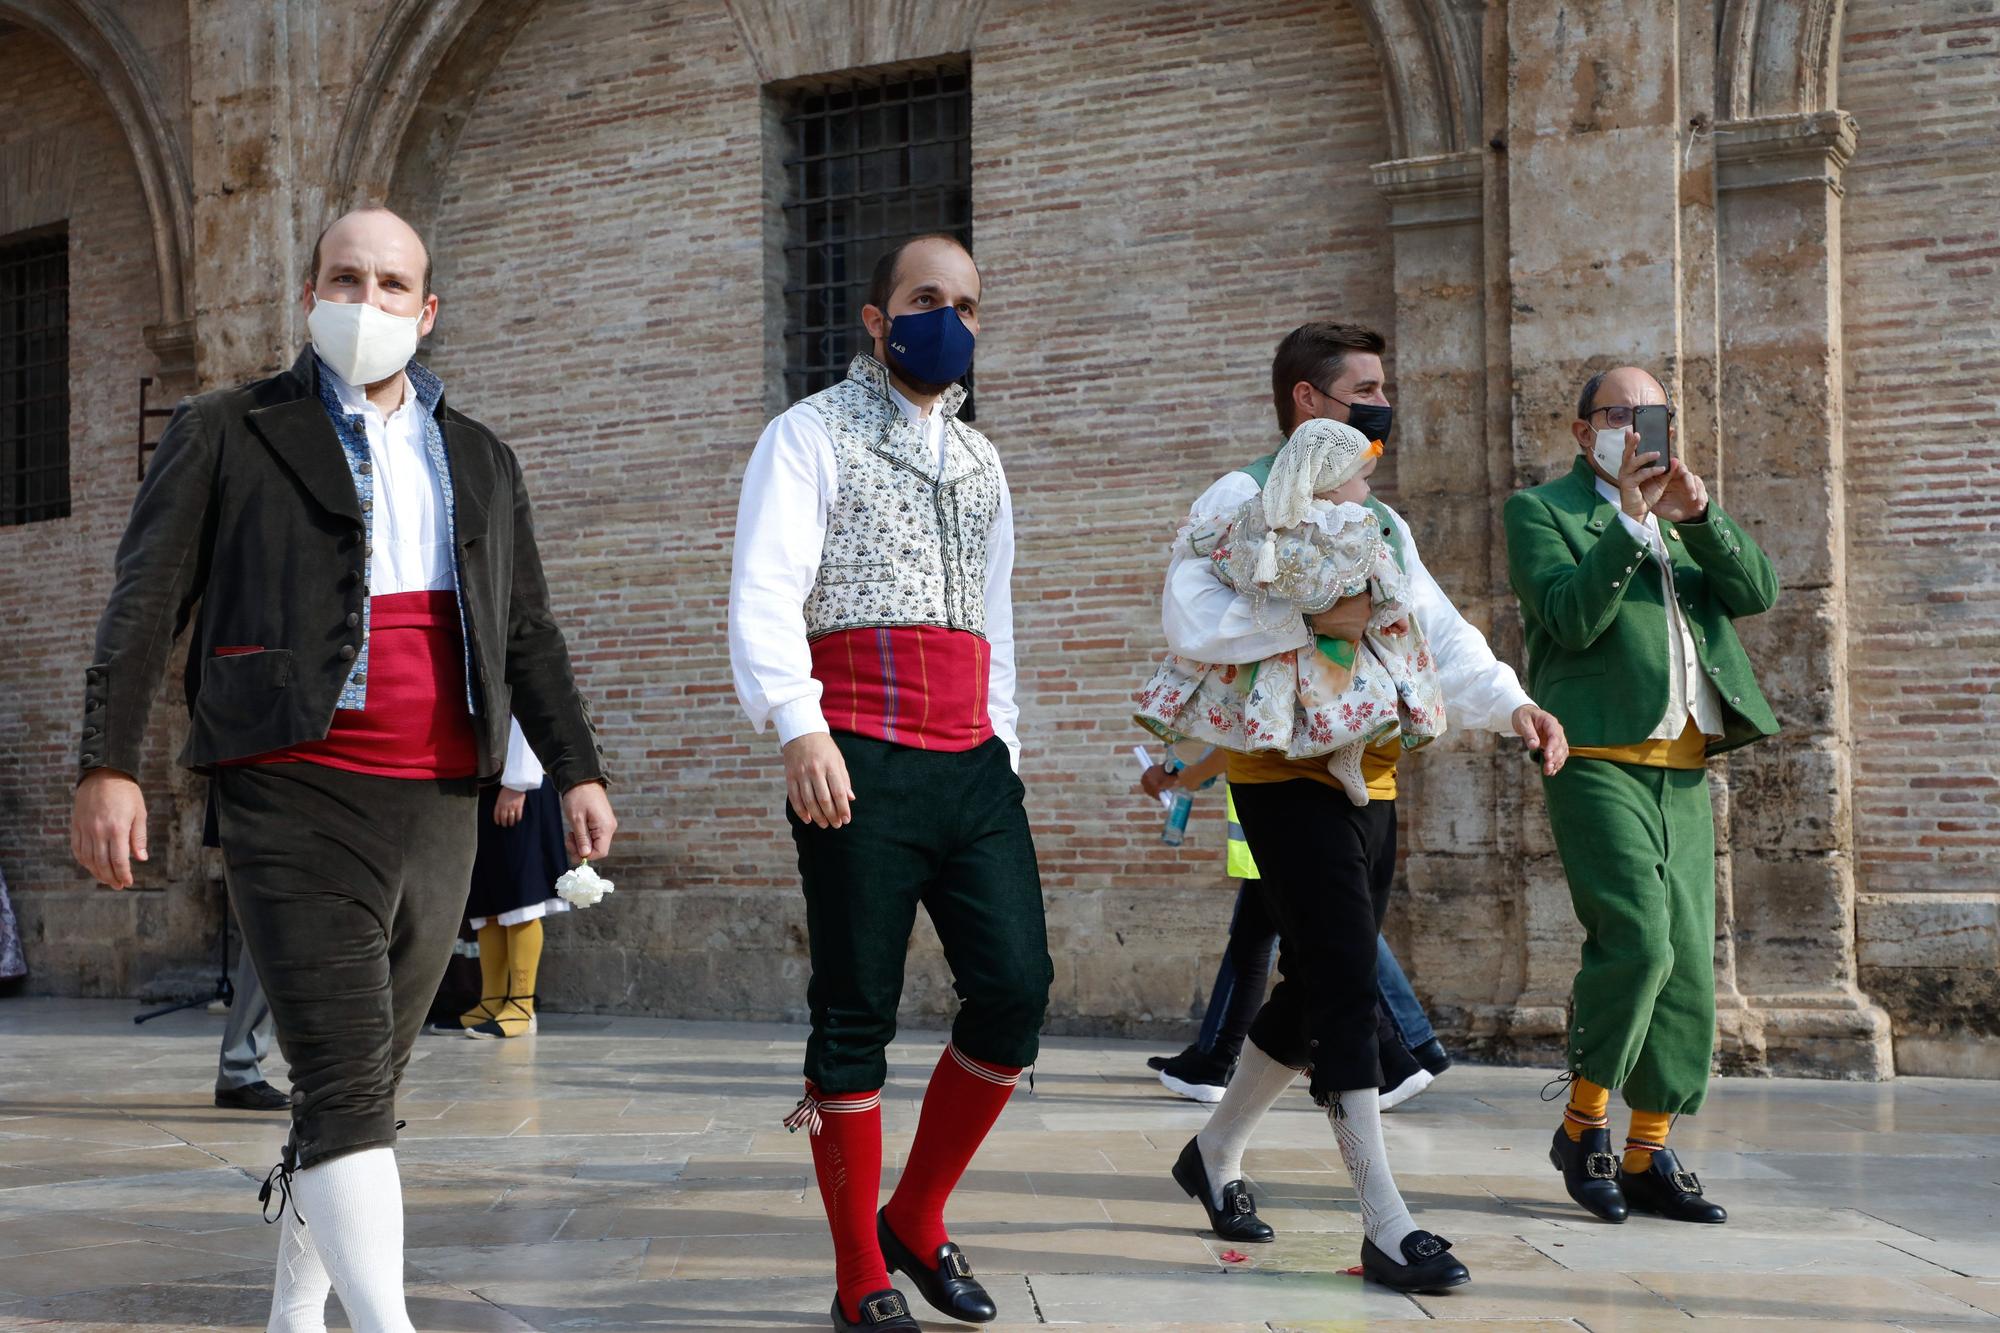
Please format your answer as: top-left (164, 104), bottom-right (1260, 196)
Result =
top-left (421, 0), bottom-right (1391, 1027)
top-left (0, 27), bottom-right (207, 992)
top-left (1840, 0), bottom-right (2000, 1066)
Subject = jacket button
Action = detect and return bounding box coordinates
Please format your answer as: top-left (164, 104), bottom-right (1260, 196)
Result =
top-left (364, 543), bottom-right (374, 558)
top-left (86, 699), bottom-right (101, 712)
top-left (339, 645), bottom-right (358, 661)
top-left (1611, 581), bottom-right (1621, 589)
top-left (84, 727), bottom-right (99, 739)
top-left (82, 753), bottom-right (97, 764)
top-left (353, 672), bottom-right (367, 685)
top-left (1732, 695), bottom-right (1742, 704)
top-left (345, 613), bottom-right (360, 628)
top-left (359, 461), bottom-right (372, 475)
top-left (1708, 666), bottom-right (1721, 676)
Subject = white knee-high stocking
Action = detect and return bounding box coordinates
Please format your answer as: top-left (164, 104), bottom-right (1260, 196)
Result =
top-left (1194, 1042), bottom-right (1299, 1208)
top-left (1325, 1086), bottom-right (1417, 1254)
top-left (287, 1147), bottom-right (414, 1333)
top-left (266, 1202), bottom-right (332, 1333)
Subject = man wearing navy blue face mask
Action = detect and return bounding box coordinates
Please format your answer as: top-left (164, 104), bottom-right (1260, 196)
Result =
top-left (730, 235), bottom-right (1050, 1332)
top-left (1159, 322), bottom-right (1567, 1295)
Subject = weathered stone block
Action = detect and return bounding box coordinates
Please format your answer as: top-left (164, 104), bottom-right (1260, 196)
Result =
top-left (1857, 892), bottom-right (2000, 971)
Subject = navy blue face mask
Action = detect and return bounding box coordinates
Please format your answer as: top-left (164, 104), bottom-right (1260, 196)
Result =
top-left (884, 305), bottom-right (976, 387)
top-left (1333, 396), bottom-right (1394, 443)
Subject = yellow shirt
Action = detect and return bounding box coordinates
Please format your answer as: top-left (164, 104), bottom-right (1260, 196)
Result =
top-left (1227, 737), bottom-right (1402, 801)
top-left (1569, 717), bottom-right (1709, 770)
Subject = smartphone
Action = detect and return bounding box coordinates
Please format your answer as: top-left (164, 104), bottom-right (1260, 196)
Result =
top-left (1634, 404), bottom-right (1673, 469)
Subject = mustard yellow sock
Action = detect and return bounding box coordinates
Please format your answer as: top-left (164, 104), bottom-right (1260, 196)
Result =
top-left (1562, 1076), bottom-right (1612, 1142)
top-left (461, 923), bottom-right (509, 1028)
top-left (1625, 1109), bottom-right (1671, 1173)
top-left (498, 918), bottom-right (543, 1036)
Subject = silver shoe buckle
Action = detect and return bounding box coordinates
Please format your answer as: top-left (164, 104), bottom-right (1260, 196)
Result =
top-left (863, 1292), bottom-right (909, 1322)
top-left (943, 1251), bottom-right (973, 1280)
top-left (1585, 1152), bottom-right (1619, 1181)
top-left (1671, 1168), bottom-right (1702, 1195)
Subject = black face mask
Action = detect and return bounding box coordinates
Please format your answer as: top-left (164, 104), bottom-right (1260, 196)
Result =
top-left (1333, 396), bottom-right (1394, 443)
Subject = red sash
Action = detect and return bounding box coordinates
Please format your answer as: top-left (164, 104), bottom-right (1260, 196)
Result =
top-left (809, 626), bottom-right (993, 752)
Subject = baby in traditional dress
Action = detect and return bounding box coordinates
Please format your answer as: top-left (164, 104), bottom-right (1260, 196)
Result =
top-left (1135, 417), bottom-right (1445, 805)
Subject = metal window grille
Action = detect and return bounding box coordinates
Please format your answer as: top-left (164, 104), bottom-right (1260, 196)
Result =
top-left (782, 62), bottom-right (972, 406)
top-left (1, 228), bottom-right (70, 526)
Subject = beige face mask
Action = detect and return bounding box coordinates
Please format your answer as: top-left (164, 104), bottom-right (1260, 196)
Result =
top-left (1592, 427), bottom-right (1628, 478)
top-left (308, 295), bottom-right (421, 387)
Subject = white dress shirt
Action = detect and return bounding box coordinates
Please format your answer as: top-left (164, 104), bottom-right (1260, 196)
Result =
top-left (729, 385), bottom-right (1021, 769)
top-left (325, 362), bottom-right (455, 596)
top-left (500, 717), bottom-right (546, 792)
top-left (1163, 469), bottom-right (1533, 735)
top-left (1593, 477), bottom-right (1727, 739)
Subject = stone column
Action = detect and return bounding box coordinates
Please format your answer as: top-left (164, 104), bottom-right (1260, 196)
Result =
top-left (186, 0), bottom-right (311, 387)
top-left (1714, 109), bottom-right (1894, 1077)
top-left (1370, 150), bottom-right (1559, 1051)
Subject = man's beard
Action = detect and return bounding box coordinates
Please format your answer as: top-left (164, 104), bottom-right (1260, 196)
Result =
top-left (882, 345), bottom-right (957, 398)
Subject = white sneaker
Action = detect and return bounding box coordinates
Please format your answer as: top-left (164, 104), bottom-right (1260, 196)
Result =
top-left (1379, 1067), bottom-right (1434, 1111)
top-left (1159, 1068), bottom-right (1228, 1104)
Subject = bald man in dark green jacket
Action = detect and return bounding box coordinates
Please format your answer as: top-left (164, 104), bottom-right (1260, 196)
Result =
top-left (1504, 366), bottom-right (1778, 1229)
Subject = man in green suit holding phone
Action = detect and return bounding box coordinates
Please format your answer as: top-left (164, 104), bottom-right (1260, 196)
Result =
top-left (1504, 366), bottom-right (1779, 1227)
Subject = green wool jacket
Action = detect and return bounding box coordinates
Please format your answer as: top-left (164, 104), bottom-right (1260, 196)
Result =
top-left (1502, 457), bottom-right (1781, 756)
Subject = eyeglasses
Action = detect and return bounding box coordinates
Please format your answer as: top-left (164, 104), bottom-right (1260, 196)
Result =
top-left (1587, 404), bottom-right (1676, 429)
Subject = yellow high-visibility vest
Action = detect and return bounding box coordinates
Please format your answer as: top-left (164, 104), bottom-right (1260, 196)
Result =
top-left (1225, 783), bottom-right (1260, 881)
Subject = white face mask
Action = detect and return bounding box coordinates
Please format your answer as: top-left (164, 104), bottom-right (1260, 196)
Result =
top-left (307, 294), bottom-right (422, 387)
top-left (1591, 427), bottom-right (1628, 478)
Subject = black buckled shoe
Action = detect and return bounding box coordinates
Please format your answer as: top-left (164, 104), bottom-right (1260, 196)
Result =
top-left (1360, 1230), bottom-right (1470, 1293)
top-left (1549, 1125), bottom-right (1628, 1222)
top-left (878, 1211), bottom-right (997, 1323)
top-left (830, 1287), bottom-right (920, 1330)
top-left (1619, 1148), bottom-right (1727, 1223)
top-left (1171, 1137), bottom-right (1274, 1243)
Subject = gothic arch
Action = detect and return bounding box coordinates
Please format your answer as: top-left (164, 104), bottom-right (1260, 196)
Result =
top-left (1719, 0), bottom-right (1845, 118)
top-left (1347, 0), bottom-right (1483, 161)
top-left (0, 0), bottom-right (192, 340)
top-left (328, 0), bottom-right (542, 231)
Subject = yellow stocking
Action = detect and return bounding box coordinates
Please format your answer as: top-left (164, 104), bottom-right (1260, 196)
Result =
top-left (1625, 1109), bottom-right (1672, 1173)
top-left (461, 922), bottom-right (509, 1029)
top-left (498, 918), bottom-right (544, 1037)
top-left (1563, 1075), bottom-right (1612, 1142)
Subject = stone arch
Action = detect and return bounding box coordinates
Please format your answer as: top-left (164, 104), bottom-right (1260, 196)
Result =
top-left (1347, 0), bottom-right (1483, 161)
top-left (1719, 0), bottom-right (1845, 118)
top-left (0, 0), bottom-right (192, 345)
top-left (327, 0), bottom-right (542, 232)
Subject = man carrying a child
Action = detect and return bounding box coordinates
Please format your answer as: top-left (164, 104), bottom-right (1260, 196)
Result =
top-left (1155, 321), bottom-right (1568, 1293)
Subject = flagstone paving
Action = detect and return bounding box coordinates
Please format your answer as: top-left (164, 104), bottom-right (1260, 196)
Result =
top-left (1, 998), bottom-right (1996, 1330)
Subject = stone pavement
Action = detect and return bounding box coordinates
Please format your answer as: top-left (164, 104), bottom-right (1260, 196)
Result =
top-left (1, 999), bottom-right (1996, 1331)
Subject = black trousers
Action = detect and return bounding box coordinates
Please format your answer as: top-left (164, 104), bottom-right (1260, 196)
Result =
top-left (790, 734), bottom-right (1052, 1093)
top-left (215, 763), bottom-right (478, 1169)
top-left (1234, 780), bottom-right (1398, 1103)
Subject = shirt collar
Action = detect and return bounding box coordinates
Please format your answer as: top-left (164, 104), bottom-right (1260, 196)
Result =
top-left (887, 382), bottom-right (936, 425)
top-left (312, 350), bottom-right (445, 420)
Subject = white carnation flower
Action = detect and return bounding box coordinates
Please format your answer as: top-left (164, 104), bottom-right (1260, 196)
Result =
top-left (555, 860), bottom-right (614, 908)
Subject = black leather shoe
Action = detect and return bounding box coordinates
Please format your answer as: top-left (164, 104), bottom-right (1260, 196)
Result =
top-left (1171, 1137), bottom-right (1274, 1242)
top-left (878, 1211), bottom-right (996, 1323)
top-left (1549, 1125), bottom-right (1628, 1222)
top-left (1360, 1230), bottom-right (1470, 1293)
top-left (1619, 1148), bottom-right (1727, 1223)
top-left (830, 1288), bottom-right (919, 1330)
top-left (214, 1081), bottom-right (290, 1112)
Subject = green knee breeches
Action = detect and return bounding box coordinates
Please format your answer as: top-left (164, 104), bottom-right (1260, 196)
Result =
top-left (1542, 757), bottom-right (1717, 1116)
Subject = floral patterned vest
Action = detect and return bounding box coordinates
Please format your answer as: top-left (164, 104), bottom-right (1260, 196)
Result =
top-left (801, 355), bottom-right (1002, 639)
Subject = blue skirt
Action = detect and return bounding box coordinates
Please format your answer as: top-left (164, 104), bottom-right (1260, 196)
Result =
top-left (466, 781), bottom-right (569, 924)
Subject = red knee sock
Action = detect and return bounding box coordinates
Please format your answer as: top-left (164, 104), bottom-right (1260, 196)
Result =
top-left (881, 1045), bottom-right (1021, 1265)
top-left (792, 1084), bottom-right (888, 1321)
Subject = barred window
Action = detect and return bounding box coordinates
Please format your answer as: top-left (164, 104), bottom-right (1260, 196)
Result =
top-left (781, 62), bottom-right (972, 405)
top-left (1, 227), bottom-right (69, 526)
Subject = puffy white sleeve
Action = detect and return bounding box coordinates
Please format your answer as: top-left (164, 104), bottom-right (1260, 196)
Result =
top-left (984, 457), bottom-right (1021, 772)
top-left (1389, 505), bottom-right (1534, 734)
top-left (728, 405), bottom-right (836, 746)
top-left (1161, 470), bottom-right (1313, 664)
top-left (500, 717), bottom-right (545, 791)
